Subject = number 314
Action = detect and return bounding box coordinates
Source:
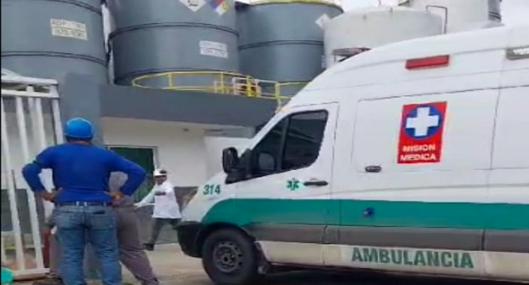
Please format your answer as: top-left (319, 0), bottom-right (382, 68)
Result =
top-left (203, 184), bottom-right (221, 195)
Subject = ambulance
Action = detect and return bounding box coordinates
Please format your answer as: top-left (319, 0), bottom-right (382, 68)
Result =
top-left (177, 26), bottom-right (529, 284)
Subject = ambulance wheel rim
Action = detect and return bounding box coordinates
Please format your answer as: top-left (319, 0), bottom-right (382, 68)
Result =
top-left (212, 241), bottom-right (243, 273)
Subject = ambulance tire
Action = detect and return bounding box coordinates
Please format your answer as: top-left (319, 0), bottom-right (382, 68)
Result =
top-left (202, 229), bottom-right (260, 285)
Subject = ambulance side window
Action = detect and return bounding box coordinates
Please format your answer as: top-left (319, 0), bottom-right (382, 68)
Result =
top-left (282, 111), bottom-right (328, 170)
top-left (251, 111), bottom-right (328, 177)
top-left (251, 119), bottom-right (286, 177)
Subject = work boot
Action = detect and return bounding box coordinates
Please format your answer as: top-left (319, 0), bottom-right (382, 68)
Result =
top-left (144, 243), bottom-right (154, 251)
top-left (32, 277), bottom-right (63, 285)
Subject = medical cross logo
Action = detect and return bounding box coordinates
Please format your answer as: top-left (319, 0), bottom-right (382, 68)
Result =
top-left (398, 102), bottom-right (447, 164)
top-left (405, 105), bottom-right (443, 139)
top-left (287, 178), bottom-right (301, 191)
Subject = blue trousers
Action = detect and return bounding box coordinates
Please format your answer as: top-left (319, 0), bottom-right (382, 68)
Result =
top-left (54, 205), bottom-right (121, 285)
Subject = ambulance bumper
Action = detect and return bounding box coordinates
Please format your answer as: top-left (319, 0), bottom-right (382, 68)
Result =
top-left (177, 221), bottom-right (203, 257)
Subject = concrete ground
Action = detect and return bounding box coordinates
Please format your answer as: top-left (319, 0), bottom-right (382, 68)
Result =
top-left (15, 244), bottom-right (522, 285)
top-left (121, 244), bottom-right (521, 285)
top-left (124, 244), bottom-right (207, 285)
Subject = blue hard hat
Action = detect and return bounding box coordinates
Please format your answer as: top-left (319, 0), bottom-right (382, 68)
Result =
top-left (65, 117), bottom-right (94, 140)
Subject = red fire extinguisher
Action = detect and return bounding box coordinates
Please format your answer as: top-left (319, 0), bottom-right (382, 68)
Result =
top-left (42, 229), bottom-right (52, 268)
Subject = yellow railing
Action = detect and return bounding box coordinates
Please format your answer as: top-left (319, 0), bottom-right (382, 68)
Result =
top-left (131, 71), bottom-right (307, 108)
top-left (249, 0), bottom-right (342, 8)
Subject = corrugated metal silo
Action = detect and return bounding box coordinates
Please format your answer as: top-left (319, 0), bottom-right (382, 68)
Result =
top-left (107, 0), bottom-right (239, 86)
top-left (1, 0), bottom-right (108, 84)
top-left (237, 2), bottom-right (342, 85)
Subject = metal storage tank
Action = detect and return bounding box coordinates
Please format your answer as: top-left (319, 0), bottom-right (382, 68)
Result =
top-left (107, 0), bottom-right (239, 86)
top-left (237, 1), bottom-right (342, 85)
top-left (324, 6), bottom-right (443, 68)
top-left (1, 0), bottom-right (107, 84)
top-left (402, 0), bottom-right (502, 33)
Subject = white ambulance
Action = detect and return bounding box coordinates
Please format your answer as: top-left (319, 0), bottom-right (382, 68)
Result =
top-left (178, 26), bottom-right (529, 284)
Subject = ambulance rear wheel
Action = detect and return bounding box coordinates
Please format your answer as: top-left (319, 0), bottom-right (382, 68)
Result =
top-left (202, 229), bottom-right (260, 285)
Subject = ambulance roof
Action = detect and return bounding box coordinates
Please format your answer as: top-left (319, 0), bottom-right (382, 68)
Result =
top-left (290, 25), bottom-right (529, 105)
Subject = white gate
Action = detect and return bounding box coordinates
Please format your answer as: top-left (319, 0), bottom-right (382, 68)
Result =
top-left (1, 74), bottom-right (63, 278)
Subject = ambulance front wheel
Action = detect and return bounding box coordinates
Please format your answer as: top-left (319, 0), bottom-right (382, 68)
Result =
top-left (202, 229), bottom-right (260, 285)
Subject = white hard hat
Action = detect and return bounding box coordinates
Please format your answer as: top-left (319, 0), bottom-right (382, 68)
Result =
top-left (153, 169), bottom-right (167, 177)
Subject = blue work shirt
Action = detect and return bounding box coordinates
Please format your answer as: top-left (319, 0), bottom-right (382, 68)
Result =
top-left (22, 143), bottom-right (146, 203)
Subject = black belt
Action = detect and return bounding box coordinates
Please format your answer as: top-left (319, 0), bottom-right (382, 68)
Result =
top-left (57, 201), bottom-right (112, 207)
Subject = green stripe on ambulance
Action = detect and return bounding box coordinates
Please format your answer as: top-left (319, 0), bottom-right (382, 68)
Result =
top-left (203, 199), bottom-right (529, 230)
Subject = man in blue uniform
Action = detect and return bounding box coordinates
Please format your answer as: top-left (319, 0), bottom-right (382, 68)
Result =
top-left (22, 118), bottom-right (146, 285)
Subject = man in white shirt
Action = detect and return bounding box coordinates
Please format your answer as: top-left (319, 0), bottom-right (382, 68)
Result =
top-left (136, 169), bottom-right (181, 251)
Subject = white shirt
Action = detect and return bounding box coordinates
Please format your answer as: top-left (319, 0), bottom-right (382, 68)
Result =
top-left (137, 181), bottom-right (181, 219)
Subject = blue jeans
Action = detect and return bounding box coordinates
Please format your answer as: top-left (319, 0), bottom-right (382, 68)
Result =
top-left (54, 205), bottom-right (121, 285)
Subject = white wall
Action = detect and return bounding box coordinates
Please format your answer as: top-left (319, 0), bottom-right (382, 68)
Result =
top-left (2, 114), bottom-right (253, 190)
top-left (204, 136), bottom-right (251, 177)
top-left (102, 118), bottom-right (209, 186)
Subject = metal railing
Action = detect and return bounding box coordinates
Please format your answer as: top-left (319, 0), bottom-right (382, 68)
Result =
top-left (131, 71), bottom-right (307, 108)
top-left (1, 74), bottom-right (63, 278)
top-left (247, 0), bottom-right (342, 8)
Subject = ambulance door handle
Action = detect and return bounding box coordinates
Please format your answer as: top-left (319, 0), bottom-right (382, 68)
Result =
top-left (365, 165), bottom-right (382, 173)
top-left (304, 180), bottom-right (328, 187)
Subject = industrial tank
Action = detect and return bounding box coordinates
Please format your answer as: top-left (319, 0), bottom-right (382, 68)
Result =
top-left (1, 0), bottom-right (107, 84)
top-left (403, 0), bottom-right (501, 33)
top-left (237, 2), bottom-right (342, 84)
top-left (324, 7), bottom-right (443, 68)
top-left (107, 0), bottom-right (239, 86)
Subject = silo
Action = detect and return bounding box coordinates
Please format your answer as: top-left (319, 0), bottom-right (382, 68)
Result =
top-left (237, 2), bottom-right (342, 88)
top-left (403, 0), bottom-right (502, 33)
top-left (1, 0), bottom-right (107, 84)
top-left (107, 0), bottom-right (239, 87)
top-left (324, 7), bottom-right (443, 68)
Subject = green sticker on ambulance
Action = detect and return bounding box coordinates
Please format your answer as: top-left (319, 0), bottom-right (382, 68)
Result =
top-left (287, 178), bottom-right (301, 191)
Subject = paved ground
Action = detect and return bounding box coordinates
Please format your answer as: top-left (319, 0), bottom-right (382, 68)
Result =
top-left (125, 244), bottom-right (206, 285)
top-left (15, 244), bottom-right (522, 285)
top-left (119, 244), bottom-right (522, 285)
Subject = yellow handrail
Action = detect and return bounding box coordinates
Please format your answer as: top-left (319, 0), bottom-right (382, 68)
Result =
top-left (131, 71), bottom-right (308, 108)
top-left (249, 0), bottom-right (342, 9)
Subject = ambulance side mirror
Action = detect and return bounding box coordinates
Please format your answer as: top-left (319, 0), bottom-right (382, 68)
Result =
top-left (222, 147), bottom-right (239, 173)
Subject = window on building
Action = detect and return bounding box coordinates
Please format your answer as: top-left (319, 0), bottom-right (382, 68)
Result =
top-left (108, 146), bottom-right (156, 201)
